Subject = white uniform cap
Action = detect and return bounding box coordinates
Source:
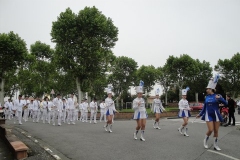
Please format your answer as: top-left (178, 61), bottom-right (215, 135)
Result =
top-left (206, 74), bottom-right (219, 90)
top-left (182, 87), bottom-right (190, 96)
top-left (155, 88), bottom-right (160, 95)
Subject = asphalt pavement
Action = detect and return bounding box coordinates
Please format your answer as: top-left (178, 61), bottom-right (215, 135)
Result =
top-left (5, 113), bottom-right (240, 160)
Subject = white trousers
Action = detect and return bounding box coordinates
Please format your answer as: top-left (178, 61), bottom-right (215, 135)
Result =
top-left (90, 110), bottom-right (97, 123)
top-left (100, 112), bottom-right (106, 122)
top-left (67, 109), bottom-right (75, 123)
top-left (42, 109), bottom-right (48, 123)
top-left (83, 112), bottom-right (88, 122)
top-left (14, 111), bottom-right (22, 124)
top-left (62, 110), bottom-right (67, 123)
top-left (23, 109), bottom-right (29, 121)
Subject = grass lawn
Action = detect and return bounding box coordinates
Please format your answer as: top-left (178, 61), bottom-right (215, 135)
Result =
top-left (119, 108), bottom-right (179, 114)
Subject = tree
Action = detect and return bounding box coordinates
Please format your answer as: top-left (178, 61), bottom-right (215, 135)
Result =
top-left (186, 59), bottom-right (212, 103)
top-left (215, 53), bottom-right (240, 98)
top-left (108, 56), bottom-right (138, 107)
top-left (136, 65), bottom-right (157, 94)
top-left (0, 31), bottom-right (27, 103)
top-left (165, 54), bottom-right (199, 100)
top-left (51, 7), bottom-right (118, 102)
top-left (156, 66), bottom-right (172, 105)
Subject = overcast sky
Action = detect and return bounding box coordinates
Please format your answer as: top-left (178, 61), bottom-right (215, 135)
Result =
top-left (1, 0), bottom-right (240, 95)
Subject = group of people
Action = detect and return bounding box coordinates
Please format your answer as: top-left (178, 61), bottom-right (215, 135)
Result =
top-left (0, 76), bottom-right (237, 151)
top-left (2, 94), bottom-right (109, 126)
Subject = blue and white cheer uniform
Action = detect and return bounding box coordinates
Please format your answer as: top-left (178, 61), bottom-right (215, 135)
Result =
top-left (105, 97), bottom-right (117, 116)
top-left (199, 94), bottom-right (228, 122)
top-left (178, 99), bottom-right (191, 117)
top-left (132, 98), bottom-right (147, 119)
top-left (152, 98), bottom-right (165, 113)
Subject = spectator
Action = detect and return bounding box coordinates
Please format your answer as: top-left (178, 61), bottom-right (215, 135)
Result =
top-left (226, 95), bottom-right (235, 126)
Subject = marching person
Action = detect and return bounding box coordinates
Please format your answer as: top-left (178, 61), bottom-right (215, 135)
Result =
top-left (62, 98), bottom-right (68, 123)
top-left (42, 97), bottom-right (49, 124)
top-left (89, 98), bottom-right (98, 124)
top-left (4, 99), bottom-right (13, 120)
top-left (74, 101), bottom-right (79, 121)
top-left (104, 85), bottom-right (119, 133)
top-left (23, 96), bottom-right (30, 122)
top-left (32, 97), bottom-right (40, 123)
top-left (28, 98), bottom-right (34, 121)
top-left (99, 99), bottom-right (106, 122)
top-left (53, 94), bottom-right (63, 126)
top-left (13, 95), bottom-right (24, 125)
top-left (47, 99), bottom-right (54, 124)
top-left (132, 81), bottom-right (147, 141)
top-left (36, 97), bottom-right (42, 123)
top-left (82, 99), bottom-right (89, 122)
top-left (196, 75), bottom-right (228, 151)
top-left (67, 94), bottom-right (75, 125)
top-left (79, 100), bottom-right (84, 121)
top-left (151, 88), bottom-right (165, 130)
top-left (178, 87), bottom-right (191, 137)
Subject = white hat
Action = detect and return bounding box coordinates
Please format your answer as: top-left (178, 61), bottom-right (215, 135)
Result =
top-left (182, 87), bottom-right (190, 96)
top-left (105, 84), bottom-right (113, 94)
top-left (155, 88), bottom-right (160, 95)
top-left (206, 74), bottom-right (219, 90)
top-left (135, 80), bottom-right (144, 93)
top-left (136, 86), bottom-right (144, 93)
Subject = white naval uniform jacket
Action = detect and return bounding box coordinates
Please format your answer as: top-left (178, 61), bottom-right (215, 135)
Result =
top-left (82, 102), bottom-right (89, 113)
top-left (100, 103), bottom-right (106, 113)
top-left (152, 98), bottom-right (165, 113)
top-left (13, 99), bottom-right (24, 112)
top-left (178, 99), bottom-right (190, 110)
top-left (67, 98), bottom-right (75, 110)
top-left (53, 98), bottom-right (63, 112)
top-left (90, 101), bottom-right (98, 113)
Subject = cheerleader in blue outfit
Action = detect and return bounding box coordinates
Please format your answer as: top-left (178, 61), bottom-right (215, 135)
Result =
top-left (197, 75), bottom-right (228, 151)
top-left (133, 81), bottom-right (147, 141)
top-left (178, 87), bottom-right (191, 137)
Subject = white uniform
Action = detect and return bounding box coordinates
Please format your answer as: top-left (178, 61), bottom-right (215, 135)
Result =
top-left (82, 102), bottom-right (89, 122)
top-left (23, 99), bottom-right (30, 121)
top-left (105, 97), bottom-right (117, 116)
top-left (42, 101), bottom-right (49, 123)
top-left (152, 98), bottom-right (165, 113)
top-left (4, 101), bottom-right (13, 120)
top-left (53, 98), bottom-right (63, 125)
top-left (62, 101), bottom-right (68, 123)
top-left (13, 99), bottom-right (25, 124)
top-left (47, 101), bottom-right (54, 124)
top-left (178, 99), bottom-right (191, 117)
top-left (74, 102), bottom-right (79, 121)
top-left (99, 102), bottom-right (106, 122)
top-left (67, 98), bottom-right (75, 124)
top-left (132, 98), bottom-right (147, 119)
top-left (32, 100), bottom-right (40, 122)
top-left (89, 101), bottom-right (98, 123)
top-left (79, 102), bottom-right (83, 121)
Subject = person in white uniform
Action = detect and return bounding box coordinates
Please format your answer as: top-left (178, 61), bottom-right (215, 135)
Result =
top-left (47, 99), bottom-right (54, 124)
top-left (132, 81), bottom-right (147, 141)
top-left (82, 99), bottom-right (89, 122)
top-left (23, 96), bottom-right (30, 122)
top-left (79, 100), bottom-right (84, 121)
top-left (99, 99), bottom-right (106, 122)
top-left (32, 98), bottom-right (40, 123)
top-left (67, 94), bottom-right (75, 125)
top-left (74, 101), bottom-right (79, 121)
top-left (178, 87), bottom-right (192, 137)
top-left (42, 97), bottom-right (50, 124)
top-left (104, 85), bottom-right (119, 133)
top-left (62, 98), bottom-right (68, 123)
top-left (53, 94), bottom-right (63, 126)
top-left (89, 98), bottom-right (98, 124)
top-left (151, 88), bottom-right (165, 129)
top-left (4, 99), bottom-right (13, 120)
top-left (13, 95), bottom-right (25, 125)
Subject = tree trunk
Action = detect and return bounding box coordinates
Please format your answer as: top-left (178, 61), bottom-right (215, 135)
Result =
top-left (195, 92), bottom-right (199, 103)
top-left (165, 91), bottom-right (168, 106)
top-left (76, 77), bottom-right (82, 102)
top-left (0, 78), bottom-right (4, 103)
top-left (179, 89), bottom-right (181, 101)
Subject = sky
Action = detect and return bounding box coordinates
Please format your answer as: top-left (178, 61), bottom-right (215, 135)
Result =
top-left (1, 0), bottom-right (240, 96)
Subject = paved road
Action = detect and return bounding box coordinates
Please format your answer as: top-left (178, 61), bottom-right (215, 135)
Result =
top-left (6, 113), bottom-right (240, 160)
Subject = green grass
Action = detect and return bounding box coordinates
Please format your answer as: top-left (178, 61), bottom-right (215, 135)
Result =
top-left (119, 108), bottom-right (179, 114)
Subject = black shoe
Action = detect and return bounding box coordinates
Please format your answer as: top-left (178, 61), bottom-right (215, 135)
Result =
top-left (231, 124), bottom-right (235, 126)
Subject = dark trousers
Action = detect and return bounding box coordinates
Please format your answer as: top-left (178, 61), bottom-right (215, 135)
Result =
top-left (228, 112), bottom-right (235, 125)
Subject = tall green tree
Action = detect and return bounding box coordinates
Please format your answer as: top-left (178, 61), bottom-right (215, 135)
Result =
top-left (156, 66), bottom-right (172, 105)
top-left (108, 56), bottom-right (138, 107)
top-left (51, 7), bottom-right (118, 101)
top-left (0, 31), bottom-right (27, 102)
top-left (215, 53), bottom-right (240, 98)
top-left (165, 54), bottom-right (199, 100)
top-left (186, 60), bottom-right (212, 103)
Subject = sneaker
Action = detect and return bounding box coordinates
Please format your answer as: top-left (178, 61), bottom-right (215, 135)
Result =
top-left (153, 123), bottom-right (156, 129)
top-left (156, 126), bottom-right (161, 130)
top-left (53, 123), bottom-right (55, 126)
top-left (214, 146), bottom-right (221, 151)
top-left (109, 129), bottom-right (112, 133)
top-left (203, 139), bottom-right (208, 149)
top-left (72, 122), bottom-right (75, 125)
top-left (184, 133), bottom-right (189, 137)
top-left (133, 133), bottom-right (137, 140)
